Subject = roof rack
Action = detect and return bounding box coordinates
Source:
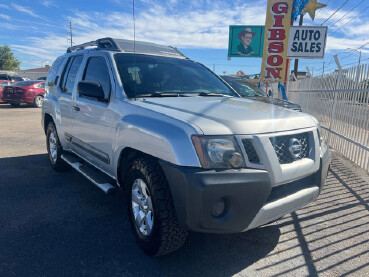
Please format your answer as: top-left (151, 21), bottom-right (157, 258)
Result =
top-left (66, 37), bottom-right (187, 58)
top-left (66, 37), bottom-right (121, 53)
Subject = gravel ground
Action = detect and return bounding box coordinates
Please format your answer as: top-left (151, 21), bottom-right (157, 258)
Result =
top-left (0, 104), bottom-right (368, 277)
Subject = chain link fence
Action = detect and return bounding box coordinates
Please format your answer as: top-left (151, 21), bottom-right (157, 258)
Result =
top-left (289, 64), bottom-right (369, 171)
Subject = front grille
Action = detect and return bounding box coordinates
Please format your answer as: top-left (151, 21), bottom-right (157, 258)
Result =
top-left (242, 139), bottom-right (260, 163)
top-left (270, 132), bottom-right (311, 164)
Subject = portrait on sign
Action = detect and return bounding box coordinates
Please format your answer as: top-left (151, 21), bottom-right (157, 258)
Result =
top-left (228, 26), bottom-right (264, 58)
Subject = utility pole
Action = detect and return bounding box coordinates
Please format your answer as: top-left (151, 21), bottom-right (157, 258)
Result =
top-left (321, 62), bottom-right (325, 76)
top-left (68, 21), bottom-right (73, 47)
top-left (293, 14), bottom-right (304, 76)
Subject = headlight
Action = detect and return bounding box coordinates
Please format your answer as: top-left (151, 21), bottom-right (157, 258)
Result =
top-left (192, 136), bottom-right (245, 169)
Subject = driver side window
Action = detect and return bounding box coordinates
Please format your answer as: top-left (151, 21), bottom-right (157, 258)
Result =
top-left (82, 57), bottom-right (111, 100)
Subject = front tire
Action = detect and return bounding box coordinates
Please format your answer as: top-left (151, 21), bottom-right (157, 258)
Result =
top-left (126, 156), bottom-right (187, 256)
top-left (34, 95), bottom-right (43, 108)
top-left (46, 122), bottom-right (69, 171)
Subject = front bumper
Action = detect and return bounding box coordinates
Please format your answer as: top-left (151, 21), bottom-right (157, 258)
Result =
top-left (160, 149), bottom-right (331, 234)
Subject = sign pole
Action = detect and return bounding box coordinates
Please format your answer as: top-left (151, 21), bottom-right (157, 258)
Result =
top-left (293, 14), bottom-right (304, 76)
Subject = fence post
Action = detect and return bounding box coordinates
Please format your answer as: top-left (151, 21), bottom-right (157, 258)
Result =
top-left (327, 55), bottom-right (343, 148)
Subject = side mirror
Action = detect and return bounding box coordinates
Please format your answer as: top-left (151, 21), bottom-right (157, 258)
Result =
top-left (268, 90), bottom-right (273, 97)
top-left (77, 81), bottom-right (106, 101)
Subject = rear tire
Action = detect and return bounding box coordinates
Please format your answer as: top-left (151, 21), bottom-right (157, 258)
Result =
top-left (46, 122), bottom-right (69, 171)
top-left (126, 156), bottom-right (187, 256)
top-left (34, 95), bottom-right (43, 108)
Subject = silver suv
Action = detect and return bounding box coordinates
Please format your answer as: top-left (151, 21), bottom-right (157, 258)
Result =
top-left (42, 38), bottom-right (331, 256)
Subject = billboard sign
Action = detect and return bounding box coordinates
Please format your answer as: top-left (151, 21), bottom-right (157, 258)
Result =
top-left (287, 26), bottom-right (328, 59)
top-left (260, 0), bottom-right (293, 82)
top-left (228, 25), bottom-right (265, 58)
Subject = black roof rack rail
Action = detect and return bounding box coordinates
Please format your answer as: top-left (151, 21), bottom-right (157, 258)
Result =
top-left (66, 37), bottom-right (121, 53)
top-left (66, 37), bottom-right (186, 58)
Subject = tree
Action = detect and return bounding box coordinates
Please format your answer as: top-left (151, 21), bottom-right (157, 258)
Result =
top-left (0, 45), bottom-right (20, 71)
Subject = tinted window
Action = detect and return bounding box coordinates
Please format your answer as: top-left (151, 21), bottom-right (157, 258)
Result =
top-left (34, 82), bottom-right (45, 88)
top-left (11, 76), bottom-right (23, 81)
top-left (47, 56), bottom-right (64, 87)
top-left (222, 77), bottom-right (267, 97)
top-left (0, 75), bottom-right (9, 80)
top-left (13, 81), bottom-right (38, 87)
top-left (61, 55), bottom-right (83, 94)
top-left (83, 57), bottom-right (111, 99)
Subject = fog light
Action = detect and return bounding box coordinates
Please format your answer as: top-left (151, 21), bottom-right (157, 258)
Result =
top-left (212, 198), bottom-right (226, 218)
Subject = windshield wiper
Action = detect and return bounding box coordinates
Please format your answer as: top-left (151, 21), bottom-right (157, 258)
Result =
top-left (138, 91), bottom-right (181, 98)
top-left (197, 92), bottom-right (227, 97)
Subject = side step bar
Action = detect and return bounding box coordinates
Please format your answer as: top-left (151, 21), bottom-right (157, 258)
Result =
top-left (61, 153), bottom-right (116, 194)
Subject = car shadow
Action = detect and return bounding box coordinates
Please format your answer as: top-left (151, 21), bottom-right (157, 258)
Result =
top-left (0, 103), bottom-right (37, 109)
top-left (0, 154), bottom-right (280, 277)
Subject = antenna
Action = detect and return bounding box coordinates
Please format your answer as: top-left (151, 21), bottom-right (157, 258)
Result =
top-left (133, 0), bottom-right (137, 100)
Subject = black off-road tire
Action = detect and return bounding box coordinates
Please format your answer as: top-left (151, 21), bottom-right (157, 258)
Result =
top-left (126, 156), bottom-right (188, 256)
top-left (46, 122), bottom-right (70, 171)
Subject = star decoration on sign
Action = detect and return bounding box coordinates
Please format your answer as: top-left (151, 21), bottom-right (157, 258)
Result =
top-left (303, 0), bottom-right (327, 20)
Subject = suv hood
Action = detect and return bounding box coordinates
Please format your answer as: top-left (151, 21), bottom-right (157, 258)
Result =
top-left (245, 96), bottom-right (302, 111)
top-left (134, 97), bottom-right (317, 135)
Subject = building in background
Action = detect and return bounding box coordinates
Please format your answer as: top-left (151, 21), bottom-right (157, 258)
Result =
top-left (17, 65), bottom-right (50, 80)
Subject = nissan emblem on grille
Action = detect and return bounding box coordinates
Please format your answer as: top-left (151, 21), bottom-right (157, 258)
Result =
top-left (289, 138), bottom-right (302, 158)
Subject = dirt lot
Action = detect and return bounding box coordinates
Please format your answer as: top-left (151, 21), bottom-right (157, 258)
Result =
top-left (0, 103), bottom-right (368, 276)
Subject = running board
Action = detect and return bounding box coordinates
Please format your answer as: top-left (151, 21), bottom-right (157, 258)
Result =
top-left (61, 153), bottom-right (116, 194)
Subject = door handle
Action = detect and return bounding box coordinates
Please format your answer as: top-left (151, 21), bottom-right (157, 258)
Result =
top-left (73, 105), bottom-right (80, 111)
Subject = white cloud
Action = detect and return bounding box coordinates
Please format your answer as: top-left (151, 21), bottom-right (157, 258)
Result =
top-left (0, 14), bottom-right (11, 20)
top-left (12, 4), bottom-right (40, 18)
top-left (40, 0), bottom-right (57, 8)
top-left (0, 4), bottom-right (10, 9)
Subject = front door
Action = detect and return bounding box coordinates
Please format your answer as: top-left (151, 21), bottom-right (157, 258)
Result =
top-left (70, 54), bottom-right (115, 175)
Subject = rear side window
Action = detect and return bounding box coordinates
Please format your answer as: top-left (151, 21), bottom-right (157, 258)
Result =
top-left (47, 56), bottom-right (64, 87)
top-left (35, 82), bottom-right (45, 88)
top-left (60, 55), bottom-right (83, 94)
top-left (83, 57), bottom-right (111, 99)
top-left (0, 75), bottom-right (9, 80)
top-left (11, 76), bottom-right (23, 81)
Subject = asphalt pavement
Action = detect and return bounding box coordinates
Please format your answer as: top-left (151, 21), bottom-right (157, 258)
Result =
top-left (0, 103), bottom-right (368, 276)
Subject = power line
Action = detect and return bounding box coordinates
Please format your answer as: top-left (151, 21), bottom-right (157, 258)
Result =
top-left (329, 5), bottom-right (369, 35)
top-left (320, 0), bottom-right (349, 25)
top-left (328, 0), bottom-right (365, 29)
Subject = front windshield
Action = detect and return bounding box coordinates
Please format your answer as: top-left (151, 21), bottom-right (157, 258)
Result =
top-left (222, 77), bottom-right (267, 97)
top-left (114, 54), bottom-right (235, 98)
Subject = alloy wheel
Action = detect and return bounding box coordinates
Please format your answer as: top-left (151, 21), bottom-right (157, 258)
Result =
top-left (131, 178), bottom-right (154, 236)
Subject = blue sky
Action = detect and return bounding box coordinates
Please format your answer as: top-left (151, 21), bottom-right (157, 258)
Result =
top-left (1, 0), bottom-right (368, 75)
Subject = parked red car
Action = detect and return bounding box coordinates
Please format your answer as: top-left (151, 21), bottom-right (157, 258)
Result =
top-left (0, 81), bottom-right (13, 103)
top-left (1, 80), bottom-right (45, 107)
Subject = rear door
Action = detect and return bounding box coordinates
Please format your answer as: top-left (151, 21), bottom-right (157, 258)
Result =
top-left (70, 53), bottom-right (115, 174)
top-left (57, 55), bottom-right (84, 148)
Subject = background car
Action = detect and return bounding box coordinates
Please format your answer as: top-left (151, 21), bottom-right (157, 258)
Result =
top-left (1, 80), bottom-right (45, 107)
top-left (221, 76), bottom-right (302, 112)
top-left (0, 74), bottom-right (24, 83)
top-left (0, 81), bottom-right (13, 103)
